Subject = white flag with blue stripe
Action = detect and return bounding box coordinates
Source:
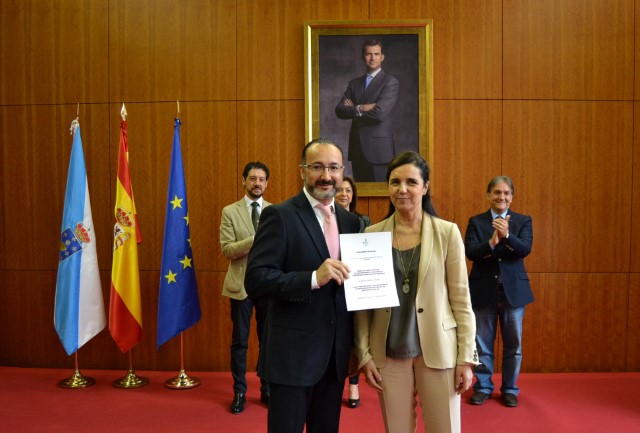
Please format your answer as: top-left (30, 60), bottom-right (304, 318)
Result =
top-left (54, 119), bottom-right (106, 355)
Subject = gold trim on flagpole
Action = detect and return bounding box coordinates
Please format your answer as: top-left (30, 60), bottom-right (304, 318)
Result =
top-left (113, 350), bottom-right (148, 389)
top-left (164, 333), bottom-right (200, 389)
top-left (59, 352), bottom-right (96, 389)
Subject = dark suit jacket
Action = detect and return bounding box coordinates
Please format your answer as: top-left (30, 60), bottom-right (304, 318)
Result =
top-left (335, 70), bottom-right (399, 164)
top-left (245, 191), bottom-right (361, 387)
top-left (464, 210), bottom-right (534, 308)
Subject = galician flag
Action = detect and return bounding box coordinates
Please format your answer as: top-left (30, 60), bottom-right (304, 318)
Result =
top-left (54, 119), bottom-right (106, 356)
top-left (109, 106), bottom-right (143, 353)
top-left (157, 118), bottom-right (201, 348)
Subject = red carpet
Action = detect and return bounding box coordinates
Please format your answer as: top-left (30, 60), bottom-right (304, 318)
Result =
top-left (0, 367), bottom-right (638, 432)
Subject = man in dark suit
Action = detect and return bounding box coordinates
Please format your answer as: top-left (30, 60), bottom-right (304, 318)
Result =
top-left (245, 138), bottom-right (360, 433)
top-left (335, 39), bottom-right (399, 183)
top-left (220, 161), bottom-right (271, 414)
top-left (464, 176), bottom-right (534, 408)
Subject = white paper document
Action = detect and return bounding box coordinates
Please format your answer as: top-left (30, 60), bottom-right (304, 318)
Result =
top-left (340, 232), bottom-right (399, 311)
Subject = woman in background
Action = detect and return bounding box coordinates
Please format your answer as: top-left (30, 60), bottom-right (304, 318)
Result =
top-left (336, 175), bottom-right (370, 408)
top-left (355, 152), bottom-right (478, 432)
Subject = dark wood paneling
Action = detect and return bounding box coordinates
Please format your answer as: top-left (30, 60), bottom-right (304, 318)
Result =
top-left (236, 0), bottom-right (368, 101)
top-left (503, 101), bottom-right (633, 273)
top-left (632, 102), bottom-right (640, 272)
top-left (108, 0), bottom-right (237, 102)
top-left (503, 0), bottom-right (634, 100)
top-left (237, 101), bottom-right (306, 204)
top-left (371, 0), bottom-right (503, 99)
top-left (2, 0), bottom-right (639, 373)
top-left (523, 273), bottom-right (629, 372)
top-left (182, 102), bottom-right (238, 272)
top-left (0, 104), bottom-right (111, 271)
top-left (637, 3), bottom-right (640, 101)
top-left (433, 100), bottom-right (502, 229)
top-left (628, 274), bottom-right (640, 371)
top-left (0, 270), bottom-right (116, 369)
top-left (0, 0), bottom-right (109, 105)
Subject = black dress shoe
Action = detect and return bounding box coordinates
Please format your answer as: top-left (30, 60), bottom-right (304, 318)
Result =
top-left (501, 393), bottom-right (518, 407)
top-left (260, 391), bottom-right (270, 405)
top-left (469, 391), bottom-right (491, 405)
top-left (347, 398), bottom-right (360, 408)
top-left (230, 393), bottom-right (246, 414)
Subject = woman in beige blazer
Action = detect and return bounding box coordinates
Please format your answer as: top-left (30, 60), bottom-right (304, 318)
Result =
top-left (355, 152), bottom-right (478, 433)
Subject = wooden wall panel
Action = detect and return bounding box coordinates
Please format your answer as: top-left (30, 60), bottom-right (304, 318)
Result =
top-left (371, 0), bottom-right (503, 99)
top-left (432, 100), bottom-right (502, 228)
top-left (632, 102), bottom-right (640, 272)
top-left (2, 0), bottom-right (640, 373)
top-left (0, 0), bottom-right (109, 105)
top-left (105, 101), bottom-right (237, 274)
top-left (628, 275), bottom-right (640, 371)
top-left (237, 101), bottom-right (307, 204)
top-left (637, 2), bottom-right (640, 101)
top-left (503, 101), bottom-right (633, 273)
top-left (108, 0), bottom-right (237, 102)
top-left (523, 273), bottom-right (629, 372)
top-left (176, 271), bottom-right (252, 372)
top-left (236, 0), bottom-right (368, 101)
top-left (503, 0), bottom-right (634, 100)
top-left (182, 102), bottom-right (238, 273)
top-left (0, 270), bottom-right (116, 369)
top-left (0, 104), bottom-right (111, 271)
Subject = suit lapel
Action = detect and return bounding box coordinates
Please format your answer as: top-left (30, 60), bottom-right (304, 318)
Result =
top-left (363, 70), bottom-right (385, 98)
top-left (293, 192), bottom-right (329, 259)
top-left (417, 213), bottom-right (434, 289)
top-left (234, 199), bottom-right (254, 234)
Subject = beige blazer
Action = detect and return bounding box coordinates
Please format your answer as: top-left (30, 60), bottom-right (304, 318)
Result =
top-left (355, 212), bottom-right (479, 369)
top-left (220, 198), bottom-right (271, 300)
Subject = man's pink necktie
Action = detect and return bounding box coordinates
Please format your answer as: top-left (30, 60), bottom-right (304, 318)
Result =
top-left (317, 204), bottom-right (340, 259)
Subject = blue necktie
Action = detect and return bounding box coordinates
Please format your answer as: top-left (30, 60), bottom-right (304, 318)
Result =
top-left (365, 74), bottom-right (373, 90)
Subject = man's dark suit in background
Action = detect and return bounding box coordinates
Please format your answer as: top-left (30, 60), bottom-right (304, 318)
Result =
top-left (464, 176), bottom-right (534, 408)
top-left (245, 139), bottom-right (360, 433)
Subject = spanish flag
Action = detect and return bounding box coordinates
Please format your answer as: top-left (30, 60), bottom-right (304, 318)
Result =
top-left (109, 106), bottom-right (143, 353)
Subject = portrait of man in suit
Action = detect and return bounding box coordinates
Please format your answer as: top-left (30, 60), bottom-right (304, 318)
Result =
top-left (334, 39), bottom-right (399, 182)
top-left (219, 161), bottom-right (271, 414)
top-left (315, 33), bottom-right (419, 186)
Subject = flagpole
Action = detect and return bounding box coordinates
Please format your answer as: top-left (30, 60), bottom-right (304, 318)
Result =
top-left (113, 349), bottom-right (149, 389)
top-left (59, 352), bottom-right (96, 389)
top-left (164, 332), bottom-right (200, 389)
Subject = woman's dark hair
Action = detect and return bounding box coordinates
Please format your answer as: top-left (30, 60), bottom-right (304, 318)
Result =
top-left (341, 176), bottom-right (361, 214)
top-left (384, 151), bottom-right (438, 219)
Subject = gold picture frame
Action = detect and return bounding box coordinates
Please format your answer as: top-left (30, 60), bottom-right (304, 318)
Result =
top-left (304, 20), bottom-right (433, 196)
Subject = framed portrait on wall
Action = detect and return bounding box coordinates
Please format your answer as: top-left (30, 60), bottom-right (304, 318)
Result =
top-left (304, 20), bottom-right (433, 197)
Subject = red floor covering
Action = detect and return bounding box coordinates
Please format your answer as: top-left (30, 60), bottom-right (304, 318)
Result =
top-left (0, 367), bottom-right (638, 432)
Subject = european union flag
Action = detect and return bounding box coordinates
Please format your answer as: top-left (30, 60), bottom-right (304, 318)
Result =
top-left (157, 118), bottom-right (201, 348)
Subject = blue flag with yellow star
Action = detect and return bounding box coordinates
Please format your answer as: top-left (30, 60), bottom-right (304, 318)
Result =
top-left (157, 117), bottom-right (201, 348)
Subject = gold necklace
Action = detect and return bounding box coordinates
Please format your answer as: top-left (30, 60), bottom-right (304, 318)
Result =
top-left (393, 217), bottom-right (420, 294)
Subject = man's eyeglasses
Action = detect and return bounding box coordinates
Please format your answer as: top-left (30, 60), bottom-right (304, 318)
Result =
top-left (301, 164), bottom-right (344, 174)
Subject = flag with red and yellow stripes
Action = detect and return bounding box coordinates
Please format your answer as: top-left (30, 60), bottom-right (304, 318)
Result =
top-left (109, 112), bottom-right (143, 353)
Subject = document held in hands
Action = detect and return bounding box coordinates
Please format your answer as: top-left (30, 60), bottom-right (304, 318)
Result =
top-left (340, 232), bottom-right (400, 311)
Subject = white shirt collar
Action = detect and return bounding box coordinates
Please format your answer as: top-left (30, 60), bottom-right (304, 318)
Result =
top-left (244, 195), bottom-right (263, 208)
top-left (490, 209), bottom-right (508, 219)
